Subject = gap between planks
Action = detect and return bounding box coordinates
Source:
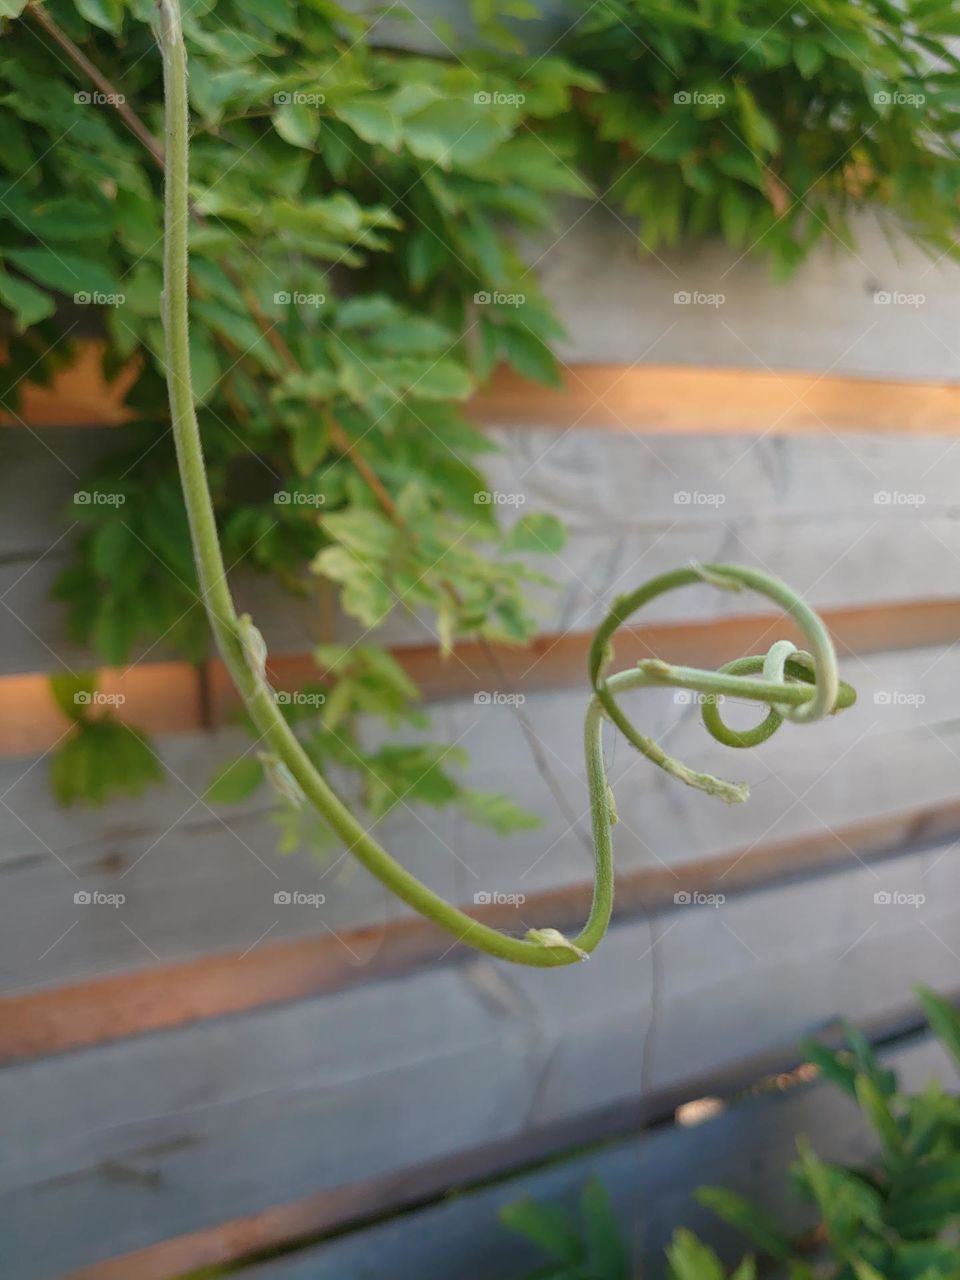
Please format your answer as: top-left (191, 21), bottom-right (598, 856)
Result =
top-left (4, 596), bottom-right (960, 755)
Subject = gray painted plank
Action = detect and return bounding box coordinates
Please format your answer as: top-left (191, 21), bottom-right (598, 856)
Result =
top-left (1, 641), bottom-right (958, 993)
top-left (236, 1035), bottom-right (960, 1280)
top-left (2, 850), bottom-right (960, 1275)
top-left (4, 424), bottom-right (960, 673)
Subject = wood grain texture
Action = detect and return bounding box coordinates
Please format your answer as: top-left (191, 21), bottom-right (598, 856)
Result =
top-left (225, 1033), bottom-right (958, 1280)
top-left (4, 596), bottom-right (959, 753)
top-left (4, 854), bottom-right (960, 1279)
top-left (2, 792), bottom-right (957, 1063)
top-left (3, 642), bottom-right (959, 1004)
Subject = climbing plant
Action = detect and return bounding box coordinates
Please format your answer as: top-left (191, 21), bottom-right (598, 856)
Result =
top-left (17, 0), bottom-right (960, 928)
top-left (558, 0), bottom-right (960, 277)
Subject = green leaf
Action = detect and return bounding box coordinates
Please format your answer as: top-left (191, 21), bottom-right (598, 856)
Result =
top-left (49, 672), bottom-right (98, 722)
top-left (916, 987), bottom-right (960, 1070)
top-left (0, 0), bottom-right (30, 16)
top-left (580, 1177), bottom-right (630, 1279)
top-left (75, 0), bottom-right (125, 33)
top-left (273, 101), bottom-right (320, 149)
top-left (335, 99), bottom-right (401, 150)
top-left (6, 248), bottom-right (120, 299)
top-left (503, 512), bottom-right (566, 555)
top-left (461, 789), bottom-right (541, 834)
top-left (0, 270), bottom-right (55, 331)
top-left (205, 756), bottom-right (265, 805)
top-left (697, 1187), bottom-right (792, 1260)
top-left (499, 1197), bottom-right (583, 1261)
top-left (667, 1228), bottom-right (727, 1280)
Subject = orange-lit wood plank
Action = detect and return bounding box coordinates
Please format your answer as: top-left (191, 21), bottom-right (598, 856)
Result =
top-left (3, 596), bottom-right (959, 755)
top-left (5, 343), bottom-right (960, 434)
top-left (471, 364), bottom-right (960, 434)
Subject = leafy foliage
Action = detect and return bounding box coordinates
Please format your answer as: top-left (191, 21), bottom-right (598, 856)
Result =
top-left (5, 0), bottom-right (960, 846)
top-left (2, 0), bottom-right (586, 833)
top-left (504, 988), bottom-right (960, 1279)
top-left (557, 0), bottom-right (960, 278)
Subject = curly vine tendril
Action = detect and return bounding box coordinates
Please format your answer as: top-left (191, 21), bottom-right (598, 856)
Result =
top-left (156, 0), bottom-right (857, 967)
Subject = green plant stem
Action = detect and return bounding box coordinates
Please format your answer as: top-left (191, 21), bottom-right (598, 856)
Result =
top-left (156, 0), bottom-right (854, 967)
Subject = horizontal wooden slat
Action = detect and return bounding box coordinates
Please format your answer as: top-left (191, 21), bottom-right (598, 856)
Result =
top-left (474, 364), bottom-right (960, 434)
top-left (3, 794), bottom-right (959, 1064)
top-left (5, 841), bottom-right (960, 1278)
top-left (6, 344), bottom-right (960, 434)
top-left (3, 642), bottom-right (958, 1006)
top-left (4, 596), bottom-right (958, 754)
top-left (222, 1031), bottom-right (957, 1280)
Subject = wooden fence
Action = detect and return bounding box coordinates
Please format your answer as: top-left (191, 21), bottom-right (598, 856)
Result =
top-left (2, 210), bottom-right (960, 1278)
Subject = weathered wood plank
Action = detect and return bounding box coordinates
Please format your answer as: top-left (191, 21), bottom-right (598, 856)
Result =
top-left (4, 422), bottom-right (960, 678)
top-left (1, 641), bottom-right (958, 999)
top-left (2, 846), bottom-right (960, 1277)
top-left (229, 1033), bottom-right (960, 1280)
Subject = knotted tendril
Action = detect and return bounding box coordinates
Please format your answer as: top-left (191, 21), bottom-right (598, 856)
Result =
top-left (156, 0), bottom-right (857, 968)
